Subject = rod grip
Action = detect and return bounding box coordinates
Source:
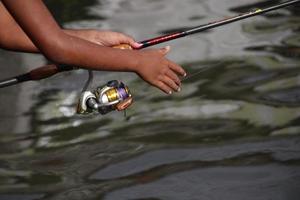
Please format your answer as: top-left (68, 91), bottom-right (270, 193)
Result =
top-left (29, 64), bottom-right (73, 80)
top-left (113, 44), bottom-right (133, 50)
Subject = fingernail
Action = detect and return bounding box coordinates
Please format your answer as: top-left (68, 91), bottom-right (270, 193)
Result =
top-left (168, 91), bottom-right (172, 95)
top-left (164, 46), bottom-right (171, 51)
top-left (183, 73), bottom-right (187, 77)
top-left (177, 87), bottom-right (181, 92)
top-left (135, 42), bottom-right (143, 48)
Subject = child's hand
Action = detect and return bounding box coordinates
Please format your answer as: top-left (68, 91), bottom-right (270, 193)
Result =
top-left (65, 29), bottom-right (141, 48)
top-left (134, 46), bottom-right (186, 94)
top-left (66, 30), bottom-right (186, 94)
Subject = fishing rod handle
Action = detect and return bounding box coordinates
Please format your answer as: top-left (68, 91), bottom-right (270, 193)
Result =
top-left (28, 64), bottom-right (74, 80)
top-left (29, 64), bottom-right (61, 80)
top-left (113, 44), bottom-right (133, 50)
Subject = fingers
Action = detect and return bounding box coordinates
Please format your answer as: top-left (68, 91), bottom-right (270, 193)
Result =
top-left (161, 76), bottom-right (181, 93)
top-left (117, 32), bottom-right (142, 49)
top-left (156, 81), bottom-right (173, 95)
top-left (134, 44), bottom-right (186, 95)
top-left (158, 46), bottom-right (186, 77)
top-left (126, 37), bottom-right (142, 49)
top-left (169, 62), bottom-right (187, 77)
top-left (156, 68), bottom-right (182, 94)
top-left (159, 46), bottom-right (171, 55)
top-left (166, 70), bottom-right (181, 86)
top-left (131, 42), bottom-right (143, 49)
top-left (157, 51), bottom-right (185, 94)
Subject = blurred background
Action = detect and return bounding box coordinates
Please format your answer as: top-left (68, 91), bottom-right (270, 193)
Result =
top-left (0, 0), bottom-right (299, 199)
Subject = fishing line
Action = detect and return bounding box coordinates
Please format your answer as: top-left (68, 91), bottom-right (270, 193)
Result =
top-left (181, 61), bottom-right (224, 82)
top-left (81, 70), bottom-right (94, 92)
top-left (0, 0), bottom-right (299, 116)
top-left (1, 0), bottom-right (298, 89)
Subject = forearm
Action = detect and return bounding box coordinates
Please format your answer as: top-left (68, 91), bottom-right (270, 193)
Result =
top-left (0, 25), bottom-right (106, 54)
top-left (0, 1), bottom-right (71, 53)
top-left (2, 0), bottom-right (140, 72)
top-left (0, 1), bottom-right (38, 52)
top-left (2, 0), bottom-right (186, 94)
top-left (44, 32), bottom-right (138, 71)
top-left (0, 1), bottom-right (101, 54)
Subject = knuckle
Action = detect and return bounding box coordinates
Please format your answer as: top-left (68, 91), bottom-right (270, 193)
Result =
top-left (157, 74), bottom-right (164, 81)
top-left (171, 82), bottom-right (177, 89)
top-left (161, 68), bottom-right (168, 74)
top-left (156, 81), bottom-right (163, 87)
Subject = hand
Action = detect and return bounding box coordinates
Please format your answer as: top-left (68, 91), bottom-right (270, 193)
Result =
top-left (134, 46), bottom-right (186, 94)
top-left (66, 30), bottom-right (187, 94)
top-left (65, 29), bottom-right (141, 48)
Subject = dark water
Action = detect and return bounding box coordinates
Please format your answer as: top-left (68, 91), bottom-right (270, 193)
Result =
top-left (0, 0), bottom-right (300, 200)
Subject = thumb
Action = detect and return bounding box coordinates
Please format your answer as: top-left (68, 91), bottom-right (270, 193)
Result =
top-left (117, 33), bottom-right (139, 48)
top-left (131, 42), bottom-right (143, 49)
top-left (120, 35), bottom-right (142, 49)
top-left (159, 46), bottom-right (171, 55)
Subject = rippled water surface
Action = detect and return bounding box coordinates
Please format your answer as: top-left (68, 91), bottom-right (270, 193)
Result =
top-left (0, 0), bottom-right (300, 200)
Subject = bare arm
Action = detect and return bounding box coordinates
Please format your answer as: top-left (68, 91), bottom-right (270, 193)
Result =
top-left (1, 0), bottom-right (186, 94)
top-left (2, 0), bottom-right (139, 70)
top-left (0, 2), bottom-right (140, 53)
top-left (0, 1), bottom-right (39, 52)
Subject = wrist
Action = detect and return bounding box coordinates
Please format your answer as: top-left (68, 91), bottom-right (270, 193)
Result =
top-left (126, 50), bottom-right (142, 73)
top-left (63, 29), bottom-right (95, 41)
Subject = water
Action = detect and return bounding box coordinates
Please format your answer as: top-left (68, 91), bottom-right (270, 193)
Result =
top-left (0, 0), bottom-right (300, 199)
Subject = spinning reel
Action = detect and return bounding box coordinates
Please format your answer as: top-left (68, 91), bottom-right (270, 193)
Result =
top-left (77, 71), bottom-right (133, 115)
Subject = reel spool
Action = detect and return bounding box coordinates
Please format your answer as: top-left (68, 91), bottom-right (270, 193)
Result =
top-left (77, 80), bottom-right (133, 115)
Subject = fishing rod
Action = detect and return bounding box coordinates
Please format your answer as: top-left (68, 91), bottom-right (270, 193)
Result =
top-left (133, 0), bottom-right (300, 49)
top-left (0, 64), bottom-right (74, 88)
top-left (1, 0), bottom-right (298, 89)
top-left (0, 0), bottom-right (299, 115)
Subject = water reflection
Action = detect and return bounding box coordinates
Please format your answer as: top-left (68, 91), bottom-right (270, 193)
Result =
top-left (44, 0), bottom-right (103, 24)
top-left (96, 138), bottom-right (300, 199)
top-left (91, 138), bottom-right (300, 180)
top-left (0, 0), bottom-right (300, 200)
top-left (103, 165), bottom-right (300, 200)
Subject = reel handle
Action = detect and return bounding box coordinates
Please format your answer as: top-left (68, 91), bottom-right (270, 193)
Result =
top-left (116, 96), bottom-right (133, 111)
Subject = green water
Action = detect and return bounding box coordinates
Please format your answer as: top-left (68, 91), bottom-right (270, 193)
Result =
top-left (0, 0), bottom-right (299, 200)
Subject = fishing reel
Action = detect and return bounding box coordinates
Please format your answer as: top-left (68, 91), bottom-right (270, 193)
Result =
top-left (77, 80), bottom-right (133, 115)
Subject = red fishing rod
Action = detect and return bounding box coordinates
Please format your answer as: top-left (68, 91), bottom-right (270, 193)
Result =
top-left (0, 0), bottom-right (299, 88)
top-left (135, 0), bottom-right (300, 49)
